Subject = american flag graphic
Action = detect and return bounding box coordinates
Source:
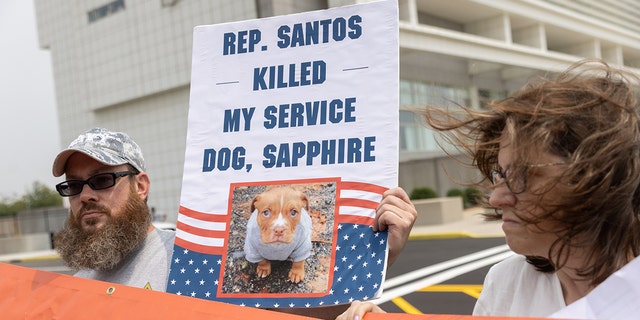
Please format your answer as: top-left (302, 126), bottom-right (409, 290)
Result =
top-left (166, 181), bottom-right (389, 307)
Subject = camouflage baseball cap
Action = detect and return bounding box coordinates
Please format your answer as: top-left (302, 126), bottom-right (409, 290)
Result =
top-left (52, 127), bottom-right (146, 177)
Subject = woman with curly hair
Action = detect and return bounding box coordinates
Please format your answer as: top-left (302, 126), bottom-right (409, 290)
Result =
top-left (337, 59), bottom-right (640, 318)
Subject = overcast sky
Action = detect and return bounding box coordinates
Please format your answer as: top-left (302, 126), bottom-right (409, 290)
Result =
top-left (0, 0), bottom-right (61, 199)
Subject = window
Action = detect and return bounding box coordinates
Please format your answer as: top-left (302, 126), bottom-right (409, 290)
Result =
top-left (88, 0), bottom-right (126, 24)
top-left (399, 80), bottom-right (470, 152)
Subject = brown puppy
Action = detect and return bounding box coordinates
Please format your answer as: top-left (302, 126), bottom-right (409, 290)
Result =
top-left (244, 186), bottom-right (313, 283)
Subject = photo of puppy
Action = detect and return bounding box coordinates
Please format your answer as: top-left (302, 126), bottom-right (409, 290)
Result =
top-left (243, 186), bottom-right (313, 283)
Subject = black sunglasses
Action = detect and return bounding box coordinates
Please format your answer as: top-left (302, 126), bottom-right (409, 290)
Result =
top-left (56, 171), bottom-right (139, 197)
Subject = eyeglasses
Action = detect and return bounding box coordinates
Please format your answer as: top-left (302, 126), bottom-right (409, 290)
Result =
top-left (56, 171), bottom-right (139, 197)
top-left (490, 162), bottom-right (564, 194)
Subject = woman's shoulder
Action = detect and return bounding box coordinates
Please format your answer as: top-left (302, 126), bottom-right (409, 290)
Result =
top-left (488, 254), bottom-right (527, 273)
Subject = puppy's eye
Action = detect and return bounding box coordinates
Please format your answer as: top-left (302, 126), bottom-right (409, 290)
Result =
top-left (290, 209), bottom-right (298, 217)
top-left (262, 210), bottom-right (270, 217)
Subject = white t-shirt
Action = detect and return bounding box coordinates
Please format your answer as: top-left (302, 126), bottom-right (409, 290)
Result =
top-left (473, 254), bottom-right (566, 317)
top-left (74, 228), bottom-right (175, 291)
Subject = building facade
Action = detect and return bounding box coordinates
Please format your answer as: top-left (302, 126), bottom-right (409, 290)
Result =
top-left (34, 0), bottom-right (640, 221)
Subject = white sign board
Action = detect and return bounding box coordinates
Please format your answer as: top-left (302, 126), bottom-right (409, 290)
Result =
top-left (167, 0), bottom-right (399, 308)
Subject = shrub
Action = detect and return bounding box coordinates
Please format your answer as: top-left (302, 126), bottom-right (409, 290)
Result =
top-left (446, 188), bottom-right (464, 198)
top-left (410, 187), bottom-right (438, 200)
top-left (464, 187), bottom-right (481, 207)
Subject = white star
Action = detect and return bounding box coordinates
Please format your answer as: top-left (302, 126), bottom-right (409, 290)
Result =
top-left (185, 280), bottom-right (191, 285)
top-left (209, 268), bottom-right (214, 273)
top-left (352, 224), bottom-right (358, 229)
top-left (363, 261), bottom-right (368, 267)
top-left (363, 295), bottom-right (369, 300)
top-left (289, 303), bottom-right (295, 308)
top-left (343, 234), bottom-right (350, 240)
top-left (334, 300), bottom-right (340, 305)
top-left (341, 256), bottom-right (347, 262)
top-left (240, 303), bottom-right (246, 307)
top-left (337, 277), bottom-right (342, 282)
top-left (176, 291), bottom-right (182, 296)
top-left (205, 291), bottom-right (211, 297)
top-left (183, 249), bottom-right (189, 254)
top-left (344, 288), bottom-right (350, 294)
top-left (358, 286), bottom-right (364, 292)
top-left (371, 252), bottom-right (376, 258)
top-left (379, 239), bottom-right (385, 245)
top-left (180, 268), bottom-right (186, 274)
top-left (356, 255), bottom-right (362, 260)
top-left (174, 258), bottom-right (180, 263)
top-left (352, 275), bottom-right (358, 281)
top-left (190, 291), bottom-right (196, 297)
top-left (349, 297), bottom-right (354, 302)
top-left (377, 259), bottom-right (382, 265)
top-left (334, 266), bottom-right (339, 271)
top-left (336, 245), bottom-right (341, 251)
top-left (305, 303), bottom-right (311, 308)
top-left (338, 224), bottom-right (343, 230)
top-left (255, 303), bottom-right (261, 308)
top-left (214, 280), bottom-right (219, 286)
top-left (319, 301), bottom-right (325, 305)
top-left (373, 283), bottom-right (379, 289)
top-left (360, 233), bottom-right (365, 238)
top-left (202, 259), bottom-right (208, 265)
top-left (367, 272), bottom-right (372, 278)
top-left (351, 245), bottom-right (357, 250)
top-left (374, 232), bottom-right (380, 237)
top-left (194, 268), bottom-right (200, 274)
top-left (329, 289), bottom-right (334, 295)
top-left (273, 303), bottom-right (280, 308)
top-left (366, 243), bottom-right (371, 248)
top-left (200, 279), bottom-right (205, 285)
top-left (188, 259), bottom-right (194, 265)
top-left (217, 259), bottom-right (222, 265)
top-left (170, 279), bottom-right (176, 285)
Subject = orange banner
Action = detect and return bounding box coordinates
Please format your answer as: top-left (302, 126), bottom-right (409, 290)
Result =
top-left (0, 262), bottom-right (551, 320)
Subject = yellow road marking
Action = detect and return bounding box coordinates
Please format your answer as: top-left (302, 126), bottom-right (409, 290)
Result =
top-left (391, 297), bottom-right (423, 314)
top-left (418, 284), bottom-right (483, 299)
top-left (389, 285), bottom-right (483, 313)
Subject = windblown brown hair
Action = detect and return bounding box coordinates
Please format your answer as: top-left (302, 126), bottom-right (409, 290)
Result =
top-left (421, 59), bottom-right (640, 286)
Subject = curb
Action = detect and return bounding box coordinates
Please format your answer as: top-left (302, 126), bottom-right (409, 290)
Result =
top-left (408, 232), bottom-right (505, 240)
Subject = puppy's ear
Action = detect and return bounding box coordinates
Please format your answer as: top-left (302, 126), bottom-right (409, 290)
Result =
top-left (301, 192), bottom-right (309, 211)
top-left (251, 194), bottom-right (262, 213)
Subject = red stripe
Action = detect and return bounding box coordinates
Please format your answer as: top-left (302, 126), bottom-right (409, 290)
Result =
top-left (338, 198), bottom-right (378, 210)
top-left (176, 221), bottom-right (228, 238)
top-left (335, 214), bottom-right (374, 225)
top-left (174, 237), bottom-right (224, 255)
top-left (340, 181), bottom-right (388, 194)
top-left (179, 206), bottom-right (227, 222)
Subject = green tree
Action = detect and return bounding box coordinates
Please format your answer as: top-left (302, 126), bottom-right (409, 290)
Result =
top-left (0, 182), bottom-right (62, 216)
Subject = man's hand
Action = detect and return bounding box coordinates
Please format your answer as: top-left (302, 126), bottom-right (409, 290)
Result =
top-left (375, 187), bottom-right (417, 266)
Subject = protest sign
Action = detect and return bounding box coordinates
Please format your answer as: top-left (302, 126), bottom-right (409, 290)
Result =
top-left (167, 0), bottom-right (399, 308)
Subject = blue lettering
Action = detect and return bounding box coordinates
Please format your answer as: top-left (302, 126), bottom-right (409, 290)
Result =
top-left (260, 137), bottom-right (375, 168)
top-left (275, 16), bottom-right (361, 49)
top-left (332, 17), bottom-right (346, 41)
top-left (253, 60), bottom-right (325, 91)
top-left (348, 15), bottom-right (362, 39)
top-left (263, 105), bottom-right (277, 129)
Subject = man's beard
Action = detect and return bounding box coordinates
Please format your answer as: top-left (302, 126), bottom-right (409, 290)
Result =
top-left (54, 186), bottom-right (151, 271)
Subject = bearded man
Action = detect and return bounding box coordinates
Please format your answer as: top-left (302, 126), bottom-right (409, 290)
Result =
top-left (52, 127), bottom-right (175, 291)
